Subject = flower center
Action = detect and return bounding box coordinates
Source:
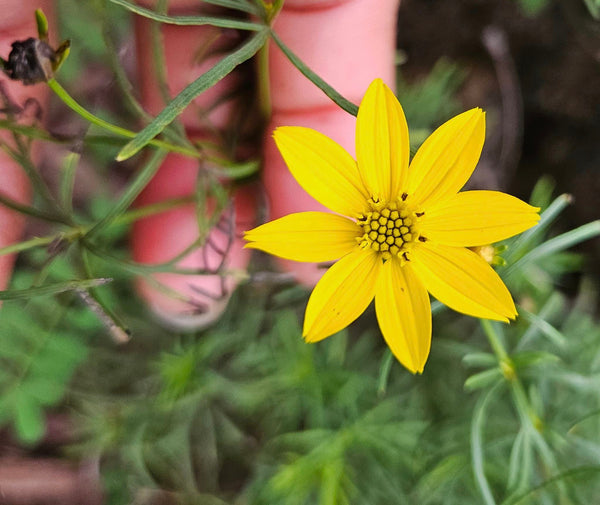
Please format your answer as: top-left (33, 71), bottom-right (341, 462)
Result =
top-left (356, 198), bottom-right (424, 262)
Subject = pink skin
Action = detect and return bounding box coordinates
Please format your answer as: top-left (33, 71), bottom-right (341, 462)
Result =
top-left (266, 0), bottom-right (400, 286)
top-left (0, 0), bottom-right (400, 325)
top-left (0, 0), bottom-right (53, 292)
top-left (132, 7), bottom-right (257, 328)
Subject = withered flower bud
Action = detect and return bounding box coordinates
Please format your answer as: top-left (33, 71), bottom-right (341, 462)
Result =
top-left (3, 37), bottom-right (57, 85)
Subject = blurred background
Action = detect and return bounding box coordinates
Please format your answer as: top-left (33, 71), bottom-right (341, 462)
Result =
top-left (0, 0), bottom-right (599, 504)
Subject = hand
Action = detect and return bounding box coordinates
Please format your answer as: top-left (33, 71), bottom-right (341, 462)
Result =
top-left (0, 0), bottom-right (401, 329)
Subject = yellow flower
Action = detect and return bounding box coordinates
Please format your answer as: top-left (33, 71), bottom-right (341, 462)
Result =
top-left (245, 79), bottom-right (540, 373)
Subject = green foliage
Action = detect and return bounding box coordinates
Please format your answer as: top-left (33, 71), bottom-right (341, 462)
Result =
top-left (1, 4), bottom-right (600, 505)
top-left (0, 298), bottom-right (87, 443)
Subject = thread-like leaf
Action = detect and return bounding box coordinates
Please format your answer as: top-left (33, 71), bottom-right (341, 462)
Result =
top-left (0, 278), bottom-right (112, 300)
top-left (505, 220), bottom-right (600, 277)
top-left (270, 30), bottom-right (359, 117)
top-left (85, 149), bottom-right (166, 239)
top-left (108, 0), bottom-right (263, 30)
top-left (116, 29), bottom-right (269, 161)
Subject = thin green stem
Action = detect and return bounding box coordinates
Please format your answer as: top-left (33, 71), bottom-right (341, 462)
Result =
top-left (47, 79), bottom-right (200, 158)
top-left (481, 320), bottom-right (510, 362)
top-left (0, 196), bottom-right (194, 258)
top-left (59, 152), bottom-right (78, 216)
top-left (504, 220), bottom-right (600, 278)
top-left (78, 246), bottom-right (131, 343)
top-left (0, 191), bottom-right (66, 224)
top-left (84, 149), bottom-right (167, 239)
top-left (108, 0), bottom-right (264, 30)
top-left (0, 278), bottom-right (112, 300)
top-left (0, 235), bottom-right (62, 257)
top-left (0, 119), bottom-right (56, 142)
top-left (481, 320), bottom-right (542, 430)
top-left (1, 139), bottom-right (69, 222)
top-left (100, 14), bottom-right (191, 149)
top-left (112, 195), bottom-right (195, 225)
top-left (270, 30), bottom-right (359, 116)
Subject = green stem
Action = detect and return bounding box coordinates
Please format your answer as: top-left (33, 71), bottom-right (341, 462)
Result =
top-left (270, 30), bottom-right (359, 116)
top-left (112, 195), bottom-right (195, 225)
top-left (480, 320), bottom-right (510, 361)
top-left (1, 139), bottom-right (69, 222)
top-left (0, 195), bottom-right (194, 258)
top-left (0, 235), bottom-right (62, 257)
top-left (47, 79), bottom-right (200, 158)
top-left (481, 320), bottom-right (541, 429)
top-left (78, 246), bottom-right (131, 343)
top-left (0, 191), bottom-right (66, 223)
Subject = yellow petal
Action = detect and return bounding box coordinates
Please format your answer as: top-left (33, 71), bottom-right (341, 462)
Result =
top-left (407, 108), bottom-right (485, 207)
top-left (304, 249), bottom-right (381, 342)
top-left (244, 212), bottom-right (360, 263)
top-left (410, 242), bottom-right (517, 322)
top-left (375, 260), bottom-right (432, 374)
top-left (419, 191), bottom-right (540, 247)
top-left (355, 79), bottom-right (410, 202)
top-left (274, 126), bottom-right (368, 217)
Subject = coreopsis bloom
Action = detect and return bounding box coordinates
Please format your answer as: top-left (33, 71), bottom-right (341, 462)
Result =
top-left (245, 79), bottom-right (539, 373)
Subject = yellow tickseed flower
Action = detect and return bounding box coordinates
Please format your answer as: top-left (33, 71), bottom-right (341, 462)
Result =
top-left (244, 79), bottom-right (540, 374)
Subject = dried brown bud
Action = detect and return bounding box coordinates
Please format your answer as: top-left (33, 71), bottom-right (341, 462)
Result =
top-left (3, 37), bottom-right (57, 85)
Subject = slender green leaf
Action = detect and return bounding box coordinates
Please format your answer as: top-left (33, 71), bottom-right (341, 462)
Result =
top-left (0, 278), bottom-right (112, 300)
top-left (501, 466), bottom-right (600, 505)
top-left (35, 8), bottom-right (49, 40)
top-left (464, 368), bottom-right (503, 392)
top-left (0, 191), bottom-right (64, 223)
top-left (507, 428), bottom-right (526, 491)
top-left (518, 309), bottom-right (567, 349)
top-left (85, 149), bottom-right (166, 239)
top-left (377, 350), bottom-right (394, 396)
top-left (505, 220), bottom-right (600, 277)
top-left (0, 119), bottom-right (57, 141)
top-left (463, 352), bottom-right (497, 368)
top-left (218, 159), bottom-right (260, 179)
top-left (471, 383), bottom-right (503, 505)
top-left (108, 0), bottom-right (264, 30)
top-left (117, 28), bottom-right (269, 161)
top-left (504, 193), bottom-right (572, 264)
top-left (511, 351), bottom-right (560, 370)
top-left (517, 292), bottom-right (564, 349)
top-left (59, 152), bottom-right (79, 215)
top-left (47, 79), bottom-right (199, 157)
top-left (270, 30), bottom-right (359, 116)
top-left (203, 0), bottom-right (260, 15)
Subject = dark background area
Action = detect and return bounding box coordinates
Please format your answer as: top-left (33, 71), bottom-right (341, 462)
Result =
top-left (398, 0), bottom-right (600, 273)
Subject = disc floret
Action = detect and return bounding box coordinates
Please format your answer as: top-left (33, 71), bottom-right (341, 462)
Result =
top-left (356, 197), bottom-right (423, 262)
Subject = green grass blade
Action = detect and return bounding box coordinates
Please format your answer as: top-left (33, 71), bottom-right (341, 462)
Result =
top-left (0, 278), bottom-right (112, 300)
top-left (108, 0), bottom-right (264, 30)
top-left (270, 30), bottom-right (359, 117)
top-left (116, 29), bottom-right (269, 161)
